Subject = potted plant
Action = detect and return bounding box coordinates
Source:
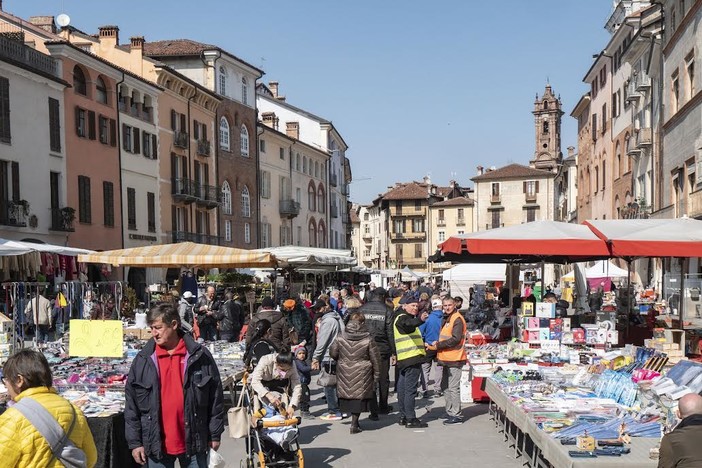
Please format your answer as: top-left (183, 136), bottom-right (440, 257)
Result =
top-left (60, 206), bottom-right (76, 226)
top-left (15, 199), bottom-right (30, 215)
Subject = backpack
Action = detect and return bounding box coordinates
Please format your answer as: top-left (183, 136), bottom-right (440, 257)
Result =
top-left (14, 397), bottom-right (87, 468)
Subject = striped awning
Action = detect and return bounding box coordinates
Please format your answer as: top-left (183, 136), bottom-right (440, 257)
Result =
top-left (77, 242), bottom-right (276, 268)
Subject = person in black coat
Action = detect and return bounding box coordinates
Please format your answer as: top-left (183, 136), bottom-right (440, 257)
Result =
top-left (125, 303), bottom-right (224, 466)
top-left (215, 291), bottom-right (243, 342)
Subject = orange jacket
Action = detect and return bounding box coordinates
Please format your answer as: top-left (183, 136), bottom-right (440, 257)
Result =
top-left (437, 311), bottom-right (467, 366)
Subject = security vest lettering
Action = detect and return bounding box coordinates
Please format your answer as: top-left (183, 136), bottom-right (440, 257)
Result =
top-left (393, 314), bottom-right (426, 361)
top-left (437, 312), bottom-right (467, 362)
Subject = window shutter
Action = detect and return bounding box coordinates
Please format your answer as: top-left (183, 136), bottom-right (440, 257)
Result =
top-left (171, 110), bottom-right (177, 131)
top-left (122, 124), bottom-right (129, 151)
top-left (48, 98), bottom-right (61, 151)
top-left (535, 181), bottom-right (540, 193)
top-left (202, 123), bottom-right (207, 140)
top-left (172, 205), bottom-right (177, 232)
top-left (142, 131), bottom-right (148, 156)
top-left (193, 120), bottom-right (199, 140)
top-left (170, 153), bottom-right (177, 180)
top-left (0, 77), bottom-right (9, 142)
top-left (523, 181), bottom-right (526, 193)
top-left (151, 134), bottom-right (157, 159)
top-left (133, 128), bottom-right (141, 154)
top-left (109, 119), bottom-right (117, 146)
top-left (85, 177), bottom-right (91, 223)
top-left (87, 110), bottom-right (96, 140)
top-left (11, 161), bottom-right (19, 202)
top-left (74, 106), bottom-right (81, 135)
top-left (180, 114), bottom-right (187, 134)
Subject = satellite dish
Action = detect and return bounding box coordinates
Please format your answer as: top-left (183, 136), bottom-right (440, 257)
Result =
top-left (56, 14), bottom-right (71, 28)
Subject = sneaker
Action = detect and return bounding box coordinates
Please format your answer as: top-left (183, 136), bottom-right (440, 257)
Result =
top-left (405, 418), bottom-right (428, 428)
top-left (368, 413), bottom-right (379, 421)
top-left (398, 417), bottom-right (407, 426)
top-left (443, 416), bottom-right (463, 425)
top-left (320, 413), bottom-right (342, 421)
top-left (300, 411), bottom-right (313, 419)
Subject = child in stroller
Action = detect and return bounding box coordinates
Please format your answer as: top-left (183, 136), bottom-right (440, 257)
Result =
top-left (247, 350), bottom-right (304, 467)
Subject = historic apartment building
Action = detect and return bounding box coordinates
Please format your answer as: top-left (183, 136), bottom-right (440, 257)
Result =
top-left (351, 204), bottom-right (387, 269)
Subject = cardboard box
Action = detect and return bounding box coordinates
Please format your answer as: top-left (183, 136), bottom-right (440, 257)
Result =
top-left (562, 318), bottom-right (571, 332)
top-left (562, 331), bottom-right (574, 344)
top-left (549, 319), bottom-right (563, 341)
top-left (572, 328), bottom-right (585, 344)
top-left (527, 317), bottom-right (540, 330)
top-left (539, 328), bottom-right (550, 342)
top-left (536, 302), bottom-right (555, 318)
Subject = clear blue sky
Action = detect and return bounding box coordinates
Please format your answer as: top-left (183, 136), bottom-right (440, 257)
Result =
top-left (7, 0), bottom-right (612, 204)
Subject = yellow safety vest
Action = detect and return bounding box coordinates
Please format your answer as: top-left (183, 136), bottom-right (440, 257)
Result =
top-left (393, 314), bottom-right (426, 362)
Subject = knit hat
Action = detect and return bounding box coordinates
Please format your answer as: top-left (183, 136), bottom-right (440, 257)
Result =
top-left (283, 299), bottom-right (296, 310)
top-left (261, 296), bottom-right (276, 309)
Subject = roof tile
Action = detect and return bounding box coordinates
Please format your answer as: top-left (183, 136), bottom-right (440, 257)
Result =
top-left (471, 163), bottom-right (554, 181)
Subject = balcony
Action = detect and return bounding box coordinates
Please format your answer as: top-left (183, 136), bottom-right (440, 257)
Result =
top-left (635, 73), bottom-right (651, 91)
top-left (620, 200), bottom-right (652, 219)
top-left (196, 139), bottom-right (211, 156)
top-left (626, 79), bottom-right (642, 102)
top-left (485, 223), bottom-right (504, 230)
top-left (330, 205), bottom-right (339, 218)
top-left (194, 184), bottom-right (221, 208)
top-left (437, 218), bottom-right (446, 226)
top-left (627, 134), bottom-right (642, 157)
top-left (174, 131), bottom-right (189, 149)
top-left (50, 207), bottom-right (75, 232)
top-left (279, 199), bottom-right (301, 218)
top-left (341, 184), bottom-right (350, 196)
top-left (525, 193), bottom-right (537, 203)
top-left (390, 205), bottom-right (425, 217)
top-left (636, 127), bottom-right (653, 147)
top-left (456, 217), bottom-right (466, 226)
top-left (391, 231), bottom-right (426, 240)
top-left (330, 173), bottom-right (338, 187)
top-left (690, 191), bottom-right (702, 218)
top-left (0, 35), bottom-right (58, 77)
top-left (362, 231), bottom-right (373, 240)
top-left (1, 202), bottom-right (28, 227)
top-left (172, 178), bottom-right (197, 203)
top-left (490, 194), bottom-right (501, 203)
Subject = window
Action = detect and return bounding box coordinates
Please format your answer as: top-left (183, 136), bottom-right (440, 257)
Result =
top-left (279, 147), bottom-right (285, 160)
top-left (542, 120), bottom-right (549, 133)
top-left (602, 162), bottom-right (607, 189)
top-left (0, 77), bottom-right (8, 144)
top-left (225, 220), bottom-right (232, 242)
top-left (96, 77), bottom-right (107, 104)
top-left (219, 117), bottom-right (230, 151)
top-left (687, 52), bottom-right (695, 99)
top-left (595, 166), bottom-right (600, 193)
top-left (673, 70), bottom-right (680, 112)
top-left (491, 210), bottom-right (501, 229)
top-left (259, 139), bottom-right (266, 153)
top-left (296, 153), bottom-right (301, 171)
top-left (48, 97), bottom-right (61, 151)
top-left (364, 224), bottom-right (370, 234)
top-left (244, 222), bottom-right (251, 244)
top-left (241, 185), bottom-right (251, 217)
top-left (296, 187), bottom-right (301, 204)
top-left (591, 113), bottom-right (598, 141)
top-left (78, 175), bottom-right (91, 223)
top-left (303, 157), bottom-right (308, 174)
top-left (317, 185), bottom-right (325, 213)
top-left (308, 184), bottom-right (316, 211)
top-left (314, 161), bottom-right (319, 179)
top-left (260, 171), bottom-right (270, 199)
top-left (318, 223), bottom-right (326, 248)
top-left (280, 226), bottom-right (292, 245)
top-left (261, 223), bottom-right (271, 248)
top-left (103, 181), bottom-right (114, 227)
top-left (438, 231), bottom-right (445, 242)
top-left (601, 103), bottom-right (607, 134)
top-left (123, 125), bottom-right (132, 152)
top-left (127, 187), bottom-right (136, 230)
top-left (241, 77), bottom-right (248, 105)
top-left (524, 180), bottom-right (538, 197)
top-left (457, 208), bottom-right (464, 219)
top-left (240, 125), bottom-right (249, 156)
top-left (75, 107), bottom-right (86, 138)
top-left (221, 181), bottom-right (232, 214)
top-left (142, 131), bottom-right (157, 158)
top-left (73, 66), bottom-right (87, 96)
top-left (394, 219), bottom-right (405, 233)
top-left (308, 220), bottom-right (317, 247)
top-left (218, 66), bottom-right (227, 95)
top-left (438, 209), bottom-right (444, 220)
top-left (525, 206), bottom-right (537, 223)
top-left (412, 219), bottom-right (424, 232)
top-left (147, 192), bottom-right (155, 232)
top-left (99, 116), bottom-right (109, 145)
top-left (414, 244), bottom-right (422, 258)
top-left (491, 182), bottom-right (500, 197)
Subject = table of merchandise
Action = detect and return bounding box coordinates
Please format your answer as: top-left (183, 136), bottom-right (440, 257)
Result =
top-left (485, 378), bottom-right (658, 468)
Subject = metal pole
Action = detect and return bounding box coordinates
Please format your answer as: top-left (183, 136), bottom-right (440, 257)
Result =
top-left (680, 257), bottom-right (686, 323)
top-left (540, 261), bottom-right (545, 301)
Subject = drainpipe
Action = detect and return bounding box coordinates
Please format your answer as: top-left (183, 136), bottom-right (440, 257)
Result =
top-left (115, 72), bottom-right (126, 280)
top-left (187, 87), bottom-right (196, 239)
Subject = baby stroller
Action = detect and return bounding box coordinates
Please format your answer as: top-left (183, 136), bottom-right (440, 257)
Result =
top-left (240, 372), bottom-right (305, 468)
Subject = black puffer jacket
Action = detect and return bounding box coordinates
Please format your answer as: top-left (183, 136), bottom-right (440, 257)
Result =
top-left (124, 334), bottom-right (224, 460)
top-left (329, 320), bottom-right (380, 400)
top-left (360, 297), bottom-right (395, 357)
top-left (215, 299), bottom-right (243, 336)
top-left (247, 308), bottom-right (291, 351)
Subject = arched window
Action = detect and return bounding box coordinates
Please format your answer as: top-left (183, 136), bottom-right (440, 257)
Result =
top-left (308, 183), bottom-right (316, 211)
top-left (219, 66), bottom-right (227, 96)
top-left (221, 181), bottom-right (232, 215)
top-left (73, 65), bottom-right (87, 95)
top-left (318, 222), bottom-right (326, 248)
top-left (241, 185), bottom-right (251, 217)
top-left (602, 161), bottom-right (607, 189)
top-left (96, 76), bottom-right (107, 104)
top-left (241, 77), bottom-right (248, 105)
top-left (317, 184), bottom-right (325, 214)
top-left (594, 166), bottom-right (599, 193)
top-left (303, 156), bottom-right (308, 174)
top-left (314, 161), bottom-right (319, 178)
top-left (240, 125), bottom-right (249, 156)
top-left (308, 219), bottom-right (317, 247)
top-left (586, 168), bottom-right (591, 196)
top-left (542, 120), bottom-right (549, 133)
top-left (219, 117), bottom-right (230, 151)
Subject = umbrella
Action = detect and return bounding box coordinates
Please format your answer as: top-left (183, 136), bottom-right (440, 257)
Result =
top-left (254, 246), bottom-right (356, 268)
top-left (77, 242), bottom-right (276, 268)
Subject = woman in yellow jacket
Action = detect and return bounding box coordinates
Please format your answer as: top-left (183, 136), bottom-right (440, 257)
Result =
top-left (0, 348), bottom-right (98, 467)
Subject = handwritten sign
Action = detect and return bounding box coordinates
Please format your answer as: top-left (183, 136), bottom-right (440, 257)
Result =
top-left (69, 319), bottom-right (124, 358)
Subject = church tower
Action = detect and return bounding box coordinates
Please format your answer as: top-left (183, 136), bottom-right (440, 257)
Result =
top-left (531, 84), bottom-right (563, 171)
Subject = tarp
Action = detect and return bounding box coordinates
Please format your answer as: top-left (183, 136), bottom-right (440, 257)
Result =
top-left (16, 241), bottom-right (93, 256)
top-left (254, 246), bottom-right (356, 268)
top-left (78, 242), bottom-right (276, 268)
top-left (442, 263), bottom-right (506, 282)
top-left (0, 239), bottom-right (34, 256)
top-left (562, 260), bottom-right (629, 281)
top-left (585, 218), bottom-right (702, 258)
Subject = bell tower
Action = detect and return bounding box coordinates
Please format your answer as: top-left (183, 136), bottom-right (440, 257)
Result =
top-left (531, 84), bottom-right (563, 171)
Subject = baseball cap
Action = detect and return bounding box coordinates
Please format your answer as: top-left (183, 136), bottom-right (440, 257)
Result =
top-left (182, 291), bottom-right (193, 299)
top-left (431, 298), bottom-right (443, 309)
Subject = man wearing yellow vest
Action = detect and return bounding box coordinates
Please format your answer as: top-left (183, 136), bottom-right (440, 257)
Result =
top-left (426, 296), bottom-right (467, 425)
top-left (393, 293), bottom-right (429, 428)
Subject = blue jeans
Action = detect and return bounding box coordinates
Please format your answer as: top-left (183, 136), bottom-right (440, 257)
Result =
top-left (397, 364), bottom-right (421, 419)
top-left (323, 384), bottom-right (340, 414)
top-left (148, 453), bottom-right (207, 468)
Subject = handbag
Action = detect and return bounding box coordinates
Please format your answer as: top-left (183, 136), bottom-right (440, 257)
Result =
top-left (227, 387), bottom-right (250, 438)
top-left (14, 397), bottom-right (87, 468)
top-left (317, 360), bottom-right (337, 387)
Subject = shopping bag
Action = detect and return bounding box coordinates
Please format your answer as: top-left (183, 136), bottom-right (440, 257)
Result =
top-left (227, 389), bottom-right (250, 438)
top-left (207, 448), bottom-right (226, 468)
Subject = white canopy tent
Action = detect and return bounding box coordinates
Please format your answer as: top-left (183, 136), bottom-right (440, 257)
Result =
top-left (442, 263), bottom-right (506, 282)
top-left (254, 246), bottom-right (357, 269)
top-left (562, 260), bottom-right (629, 281)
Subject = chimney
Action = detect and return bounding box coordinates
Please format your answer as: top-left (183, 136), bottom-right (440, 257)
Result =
top-left (29, 16), bottom-right (56, 34)
top-left (423, 175), bottom-right (431, 185)
top-left (286, 121), bottom-right (299, 140)
top-left (130, 36), bottom-right (144, 49)
top-left (268, 81), bottom-right (279, 98)
top-left (261, 112), bottom-right (279, 130)
top-left (476, 165), bottom-right (484, 176)
top-left (567, 146), bottom-right (575, 157)
top-left (98, 25), bottom-right (119, 45)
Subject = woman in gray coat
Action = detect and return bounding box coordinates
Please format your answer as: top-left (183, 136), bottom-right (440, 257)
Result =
top-left (329, 312), bottom-right (381, 434)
